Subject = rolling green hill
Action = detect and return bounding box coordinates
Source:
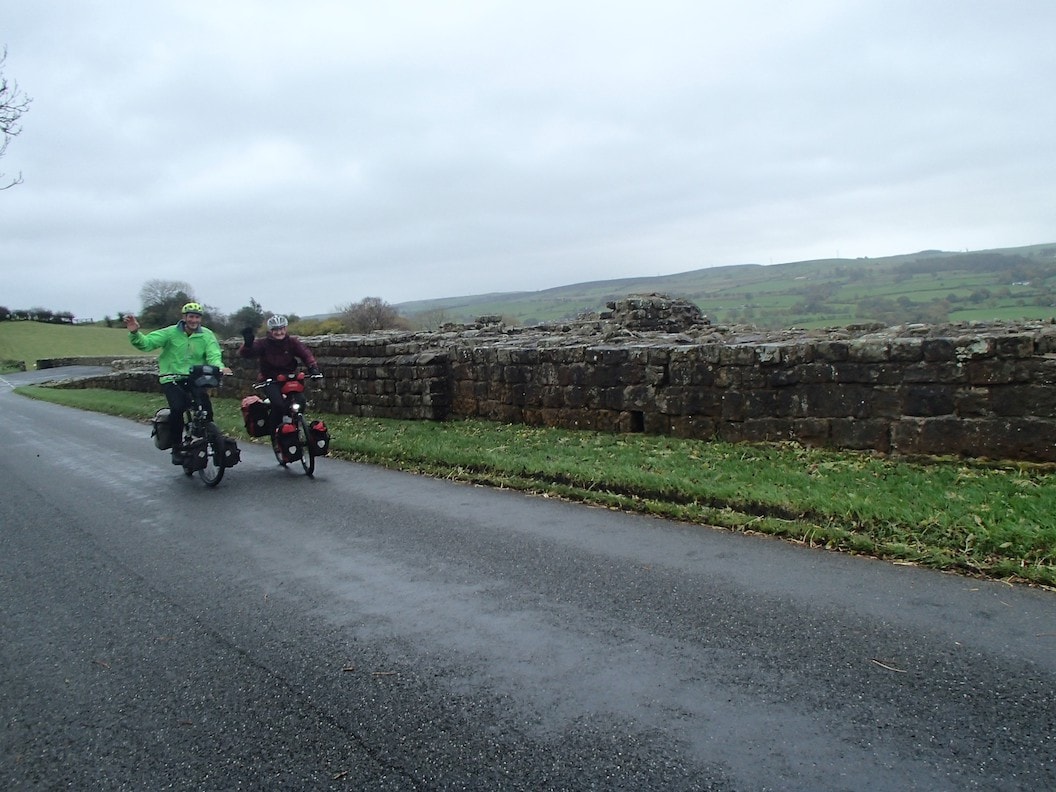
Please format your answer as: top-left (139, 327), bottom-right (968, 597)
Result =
top-left (397, 243), bottom-right (1056, 328)
top-left (6, 243), bottom-right (1056, 371)
top-left (0, 321), bottom-right (149, 371)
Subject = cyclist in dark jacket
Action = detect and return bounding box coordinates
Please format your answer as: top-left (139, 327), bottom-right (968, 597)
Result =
top-left (239, 315), bottom-right (321, 434)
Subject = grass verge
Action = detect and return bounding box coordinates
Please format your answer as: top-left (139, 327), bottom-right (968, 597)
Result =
top-left (16, 385), bottom-right (1056, 589)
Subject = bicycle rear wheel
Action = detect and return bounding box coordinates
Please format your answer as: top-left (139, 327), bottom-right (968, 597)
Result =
top-left (197, 422), bottom-right (226, 487)
top-left (297, 415), bottom-right (316, 477)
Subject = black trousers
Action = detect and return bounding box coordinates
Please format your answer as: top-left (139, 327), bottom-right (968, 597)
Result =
top-left (259, 381), bottom-right (286, 434)
top-left (162, 382), bottom-right (214, 447)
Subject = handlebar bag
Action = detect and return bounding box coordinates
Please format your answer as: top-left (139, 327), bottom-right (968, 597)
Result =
top-left (277, 371), bottom-right (306, 394)
top-left (191, 364), bottom-right (221, 388)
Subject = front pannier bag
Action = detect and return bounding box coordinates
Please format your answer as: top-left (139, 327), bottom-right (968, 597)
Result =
top-left (274, 422), bottom-right (302, 462)
top-left (181, 437), bottom-right (210, 471)
top-left (309, 420), bottom-right (330, 456)
top-left (217, 436), bottom-right (241, 467)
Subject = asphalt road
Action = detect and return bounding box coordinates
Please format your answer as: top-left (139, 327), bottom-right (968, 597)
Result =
top-left (1, 369), bottom-right (1054, 791)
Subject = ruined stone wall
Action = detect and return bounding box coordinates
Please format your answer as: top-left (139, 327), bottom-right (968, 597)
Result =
top-left (445, 327), bottom-right (1056, 461)
top-left (47, 297), bottom-right (1056, 462)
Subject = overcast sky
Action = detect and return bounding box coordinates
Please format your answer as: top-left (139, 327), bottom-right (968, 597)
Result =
top-left (2, 1), bottom-right (1054, 321)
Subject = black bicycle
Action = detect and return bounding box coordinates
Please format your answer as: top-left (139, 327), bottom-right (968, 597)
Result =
top-left (252, 370), bottom-right (327, 477)
top-left (172, 365), bottom-right (239, 487)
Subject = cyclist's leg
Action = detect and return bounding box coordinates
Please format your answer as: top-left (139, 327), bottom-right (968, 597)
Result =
top-left (263, 381), bottom-right (285, 434)
top-left (163, 382), bottom-right (191, 440)
top-left (163, 382), bottom-right (191, 461)
top-left (198, 388), bottom-right (214, 422)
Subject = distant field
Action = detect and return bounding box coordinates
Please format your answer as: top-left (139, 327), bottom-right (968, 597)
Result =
top-left (949, 306), bottom-right (1056, 322)
top-left (397, 243), bottom-right (1056, 328)
top-left (0, 321), bottom-right (152, 371)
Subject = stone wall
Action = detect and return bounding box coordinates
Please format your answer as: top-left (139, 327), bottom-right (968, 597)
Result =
top-left (37, 355), bottom-right (153, 369)
top-left (443, 327), bottom-right (1056, 461)
top-left (47, 297), bottom-right (1056, 462)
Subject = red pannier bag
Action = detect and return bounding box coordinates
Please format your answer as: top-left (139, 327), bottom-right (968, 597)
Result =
top-left (309, 420), bottom-right (330, 456)
top-left (241, 395), bottom-right (269, 437)
top-left (274, 422), bottom-right (302, 462)
top-left (277, 371), bottom-right (305, 395)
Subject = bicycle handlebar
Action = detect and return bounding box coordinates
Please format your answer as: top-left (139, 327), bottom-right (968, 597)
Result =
top-left (253, 372), bottom-right (323, 389)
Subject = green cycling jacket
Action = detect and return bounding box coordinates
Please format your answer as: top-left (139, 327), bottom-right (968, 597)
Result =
top-left (129, 321), bottom-right (225, 383)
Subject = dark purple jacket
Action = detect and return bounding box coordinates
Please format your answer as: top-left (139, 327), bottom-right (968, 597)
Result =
top-left (239, 334), bottom-right (318, 380)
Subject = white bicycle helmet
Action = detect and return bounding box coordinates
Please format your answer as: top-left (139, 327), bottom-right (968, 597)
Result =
top-left (266, 315), bottom-right (288, 330)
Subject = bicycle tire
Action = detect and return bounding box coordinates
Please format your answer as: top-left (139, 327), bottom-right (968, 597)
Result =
top-left (271, 431), bottom-right (288, 466)
top-left (197, 422), bottom-right (226, 487)
top-left (297, 415), bottom-right (316, 477)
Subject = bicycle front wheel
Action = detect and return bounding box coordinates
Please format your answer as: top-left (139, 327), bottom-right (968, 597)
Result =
top-left (197, 422), bottom-right (226, 487)
top-left (297, 416), bottom-right (316, 477)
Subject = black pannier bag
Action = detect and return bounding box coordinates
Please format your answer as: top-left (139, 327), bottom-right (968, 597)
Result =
top-left (151, 408), bottom-right (173, 450)
top-left (274, 422), bottom-right (302, 462)
top-left (309, 420), bottom-right (330, 456)
top-left (217, 436), bottom-right (241, 467)
top-left (241, 395), bottom-right (269, 437)
top-left (181, 437), bottom-right (210, 471)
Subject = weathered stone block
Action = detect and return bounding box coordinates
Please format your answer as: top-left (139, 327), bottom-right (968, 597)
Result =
top-left (667, 415), bottom-right (717, 439)
top-left (888, 338), bottom-right (924, 362)
top-left (717, 345), bottom-right (758, 366)
top-left (902, 385), bottom-right (956, 417)
top-left (814, 341), bottom-right (850, 362)
top-left (848, 340), bottom-right (889, 363)
top-left (803, 384), bottom-right (873, 418)
top-left (964, 359), bottom-right (1021, 386)
top-left (830, 419), bottom-right (890, 452)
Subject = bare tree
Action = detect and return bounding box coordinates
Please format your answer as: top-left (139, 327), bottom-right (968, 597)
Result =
top-left (0, 47), bottom-right (32, 190)
top-left (139, 279), bottom-right (195, 310)
top-left (337, 297), bottom-right (404, 333)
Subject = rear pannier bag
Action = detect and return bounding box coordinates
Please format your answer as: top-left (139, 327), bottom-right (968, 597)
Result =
top-left (309, 420), bottom-right (330, 456)
top-left (275, 422), bottom-right (302, 462)
top-left (152, 408), bottom-right (173, 450)
top-left (241, 395), bottom-right (269, 437)
top-left (181, 437), bottom-right (210, 471)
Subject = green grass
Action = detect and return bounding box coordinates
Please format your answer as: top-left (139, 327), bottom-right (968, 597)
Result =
top-left (0, 321), bottom-right (149, 370)
top-left (17, 384), bottom-right (1056, 589)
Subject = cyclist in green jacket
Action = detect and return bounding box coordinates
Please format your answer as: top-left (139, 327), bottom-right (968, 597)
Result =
top-left (124, 302), bottom-right (233, 464)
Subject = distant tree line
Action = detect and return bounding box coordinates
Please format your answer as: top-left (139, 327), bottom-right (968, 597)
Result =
top-left (126, 280), bottom-right (413, 339)
top-left (0, 306), bottom-right (75, 323)
top-left (896, 252), bottom-right (1037, 278)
